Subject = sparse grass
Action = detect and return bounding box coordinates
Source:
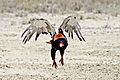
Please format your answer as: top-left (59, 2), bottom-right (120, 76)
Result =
top-left (11, 21), bottom-right (16, 26)
top-left (0, 0), bottom-right (120, 15)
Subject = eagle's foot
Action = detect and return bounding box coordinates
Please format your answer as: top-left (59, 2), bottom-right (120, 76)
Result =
top-left (52, 60), bottom-right (57, 68)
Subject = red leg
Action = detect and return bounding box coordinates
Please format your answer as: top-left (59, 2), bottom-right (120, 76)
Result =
top-left (51, 49), bottom-right (57, 68)
top-left (59, 56), bottom-right (64, 65)
top-left (59, 50), bottom-right (64, 66)
top-left (52, 60), bottom-right (57, 68)
top-left (61, 56), bottom-right (64, 65)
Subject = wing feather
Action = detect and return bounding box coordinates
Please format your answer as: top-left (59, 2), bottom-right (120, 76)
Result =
top-left (75, 30), bottom-right (82, 41)
top-left (21, 18), bottom-right (55, 44)
top-left (21, 26), bottom-right (30, 38)
top-left (60, 16), bottom-right (85, 41)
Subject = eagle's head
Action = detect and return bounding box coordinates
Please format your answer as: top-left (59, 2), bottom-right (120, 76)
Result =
top-left (58, 28), bottom-right (63, 34)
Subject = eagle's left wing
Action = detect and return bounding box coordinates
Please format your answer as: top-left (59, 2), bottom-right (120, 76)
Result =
top-left (21, 18), bottom-right (56, 44)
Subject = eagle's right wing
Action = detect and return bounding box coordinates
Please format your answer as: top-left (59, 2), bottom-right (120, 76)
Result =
top-left (21, 18), bottom-right (56, 44)
top-left (60, 16), bottom-right (85, 41)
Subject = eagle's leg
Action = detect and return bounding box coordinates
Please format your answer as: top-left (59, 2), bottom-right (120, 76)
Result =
top-left (59, 50), bottom-right (64, 66)
top-left (52, 59), bottom-right (57, 68)
top-left (51, 48), bottom-right (57, 68)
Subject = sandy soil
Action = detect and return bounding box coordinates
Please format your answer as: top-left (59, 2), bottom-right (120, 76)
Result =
top-left (0, 12), bottom-right (120, 80)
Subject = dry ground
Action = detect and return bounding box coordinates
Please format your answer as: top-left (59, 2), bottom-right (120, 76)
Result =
top-left (0, 12), bottom-right (120, 80)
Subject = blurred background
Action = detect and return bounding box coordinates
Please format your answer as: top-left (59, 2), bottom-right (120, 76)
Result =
top-left (0, 0), bottom-right (120, 16)
top-left (0, 1), bottom-right (120, 80)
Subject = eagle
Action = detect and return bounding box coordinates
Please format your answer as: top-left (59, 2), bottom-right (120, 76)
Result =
top-left (21, 16), bottom-right (85, 68)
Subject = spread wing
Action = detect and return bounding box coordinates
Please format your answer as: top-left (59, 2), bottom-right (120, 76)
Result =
top-left (21, 18), bottom-right (56, 44)
top-left (60, 16), bottom-right (85, 41)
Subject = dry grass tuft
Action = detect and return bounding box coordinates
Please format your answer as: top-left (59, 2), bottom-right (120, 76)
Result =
top-left (0, 0), bottom-right (120, 16)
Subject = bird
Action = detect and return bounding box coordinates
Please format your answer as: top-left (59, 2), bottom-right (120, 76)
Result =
top-left (21, 16), bottom-right (85, 68)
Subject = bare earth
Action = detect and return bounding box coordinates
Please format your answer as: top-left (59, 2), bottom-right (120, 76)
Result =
top-left (0, 12), bottom-right (120, 80)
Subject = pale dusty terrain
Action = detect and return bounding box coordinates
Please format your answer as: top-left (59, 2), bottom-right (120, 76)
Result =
top-left (0, 12), bottom-right (120, 80)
